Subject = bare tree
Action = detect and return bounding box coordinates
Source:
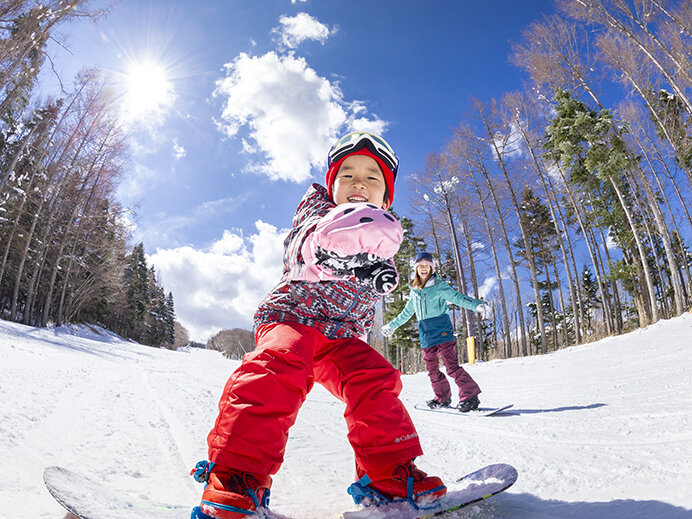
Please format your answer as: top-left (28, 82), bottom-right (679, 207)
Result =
top-left (596, 29), bottom-right (692, 187)
top-left (461, 123), bottom-right (529, 356)
top-left (446, 128), bottom-right (516, 356)
top-left (558, 0), bottom-right (692, 115)
top-left (510, 14), bottom-right (605, 107)
top-left (474, 98), bottom-right (548, 354)
top-left (508, 91), bottom-right (584, 345)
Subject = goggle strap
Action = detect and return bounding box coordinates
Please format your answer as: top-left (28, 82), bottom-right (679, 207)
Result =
top-left (329, 135), bottom-right (398, 173)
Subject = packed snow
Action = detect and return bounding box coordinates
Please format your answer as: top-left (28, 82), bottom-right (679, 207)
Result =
top-left (1, 314), bottom-right (691, 518)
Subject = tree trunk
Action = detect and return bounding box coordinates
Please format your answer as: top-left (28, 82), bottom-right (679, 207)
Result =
top-left (478, 161), bottom-right (527, 356)
top-left (556, 165), bottom-right (614, 335)
top-left (519, 123), bottom-right (582, 345)
top-left (10, 193), bottom-right (47, 318)
top-left (458, 201), bottom-right (485, 356)
top-left (628, 153), bottom-right (686, 316)
top-left (467, 167), bottom-right (514, 357)
top-left (609, 176), bottom-right (660, 322)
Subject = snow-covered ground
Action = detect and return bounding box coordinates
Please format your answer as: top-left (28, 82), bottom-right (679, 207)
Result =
top-left (1, 314), bottom-right (691, 519)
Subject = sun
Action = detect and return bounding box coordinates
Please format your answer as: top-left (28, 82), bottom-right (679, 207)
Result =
top-left (121, 58), bottom-right (175, 122)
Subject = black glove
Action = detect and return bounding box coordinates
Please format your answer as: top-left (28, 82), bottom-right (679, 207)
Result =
top-left (314, 247), bottom-right (381, 277)
top-left (353, 261), bottom-right (398, 294)
top-left (314, 247), bottom-right (397, 294)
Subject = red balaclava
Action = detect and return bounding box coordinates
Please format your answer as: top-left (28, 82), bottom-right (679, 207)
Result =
top-left (325, 148), bottom-right (396, 209)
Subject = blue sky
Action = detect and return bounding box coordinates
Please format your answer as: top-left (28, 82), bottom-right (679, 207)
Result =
top-left (44, 0), bottom-right (557, 341)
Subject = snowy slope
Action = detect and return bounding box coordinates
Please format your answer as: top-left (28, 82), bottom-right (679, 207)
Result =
top-left (1, 314), bottom-right (691, 519)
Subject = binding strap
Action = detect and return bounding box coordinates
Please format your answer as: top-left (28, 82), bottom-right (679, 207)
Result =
top-left (190, 460), bottom-right (215, 483)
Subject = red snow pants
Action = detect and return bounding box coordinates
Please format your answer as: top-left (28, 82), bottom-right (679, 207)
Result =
top-left (207, 321), bottom-right (423, 476)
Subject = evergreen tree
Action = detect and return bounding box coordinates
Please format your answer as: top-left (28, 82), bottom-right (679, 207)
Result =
top-left (651, 89), bottom-right (692, 174)
top-left (144, 268), bottom-right (174, 348)
top-left (544, 88), bottom-right (659, 326)
top-left (124, 243), bottom-right (149, 341)
top-left (514, 187), bottom-right (561, 351)
top-left (580, 265), bottom-right (600, 334)
top-left (165, 292), bottom-right (176, 345)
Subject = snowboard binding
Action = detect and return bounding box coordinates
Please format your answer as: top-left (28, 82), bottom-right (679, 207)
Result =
top-left (347, 474), bottom-right (438, 511)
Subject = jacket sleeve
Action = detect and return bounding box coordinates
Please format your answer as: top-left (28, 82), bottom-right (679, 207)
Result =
top-left (387, 295), bottom-right (416, 330)
top-left (283, 184), bottom-right (341, 282)
top-left (438, 281), bottom-right (483, 311)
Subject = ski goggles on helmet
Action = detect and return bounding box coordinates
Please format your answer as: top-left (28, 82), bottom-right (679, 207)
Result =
top-left (415, 252), bottom-right (434, 264)
top-left (328, 132), bottom-right (399, 175)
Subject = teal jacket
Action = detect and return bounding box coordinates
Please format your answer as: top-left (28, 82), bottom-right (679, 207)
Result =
top-left (387, 274), bottom-right (483, 348)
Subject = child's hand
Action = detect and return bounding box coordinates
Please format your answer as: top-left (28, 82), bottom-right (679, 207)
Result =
top-left (313, 249), bottom-right (398, 294)
top-left (306, 203), bottom-right (403, 260)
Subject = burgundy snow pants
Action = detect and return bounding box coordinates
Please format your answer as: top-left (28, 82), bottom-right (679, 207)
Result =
top-left (207, 321), bottom-right (423, 476)
top-left (422, 341), bottom-right (481, 402)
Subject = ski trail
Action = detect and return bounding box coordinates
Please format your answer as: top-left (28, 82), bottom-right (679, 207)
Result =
top-left (141, 369), bottom-right (200, 495)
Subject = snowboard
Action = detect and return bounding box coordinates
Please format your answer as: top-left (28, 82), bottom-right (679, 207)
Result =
top-left (414, 403), bottom-right (514, 417)
top-left (343, 463), bottom-right (518, 519)
top-left (44, 466), bottom-right (189, 519)
top-left (44, 463), bottom-right (517, 519)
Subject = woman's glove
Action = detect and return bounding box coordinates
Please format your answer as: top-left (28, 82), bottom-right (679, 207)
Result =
top-left (381, 323), bottom-right (394, 338)
top-left (477, 302), bottom-right (492, 317)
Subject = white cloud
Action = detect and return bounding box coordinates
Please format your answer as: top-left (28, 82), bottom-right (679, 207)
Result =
top-left (471, 240), bottom-right (485, 252)
top-left (132, 193), bottom-right (254, 251)
top-left (173, 139), bottom-right (186, 160)
top-left (275, 13), bottom-right (332, 49)
top-left (148, 221), bottom-right (288, 342)
top-left (491, 119), bottom-right (525, 161)
top-left (214, 51), bottom-right (387, 183)
top-left (117, 163), bottom-right (158, 201)
top-left (478, 276), bottom-right (498, 300)
top-left (606, 230), bottom-right (618, 250)
top-left (545, 162), bottom-right (564, 184)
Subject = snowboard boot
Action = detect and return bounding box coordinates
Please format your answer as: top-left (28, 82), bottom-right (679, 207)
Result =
top-left (190, 461), bottom-right (271, 519)
top-left (457, 395), bottom-right (480, 413)
top-left (426, 397), bottom-right (452, 409)
top-left (348, 459), bottom-right (447, 507)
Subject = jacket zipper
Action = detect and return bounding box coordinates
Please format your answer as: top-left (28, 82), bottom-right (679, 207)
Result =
top-left (329, 285), bottom-right (366, 339)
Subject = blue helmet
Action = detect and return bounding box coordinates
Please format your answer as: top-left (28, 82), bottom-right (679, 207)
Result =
top-left (414, 252), bottom-right (435, 272)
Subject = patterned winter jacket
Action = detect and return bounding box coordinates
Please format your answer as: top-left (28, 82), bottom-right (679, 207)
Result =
top-left (254, 183), bottom-right (402, 339)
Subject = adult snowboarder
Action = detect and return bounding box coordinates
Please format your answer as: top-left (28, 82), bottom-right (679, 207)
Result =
top-left (382, 252), bottom-right (485, 412)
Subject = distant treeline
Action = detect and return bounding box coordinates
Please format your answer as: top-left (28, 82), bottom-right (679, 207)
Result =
top-left (206, 328), bottom-right (255, 360)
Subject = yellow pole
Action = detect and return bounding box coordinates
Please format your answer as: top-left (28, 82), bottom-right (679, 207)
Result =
top-left (466, 336), bottom-right (475, 365)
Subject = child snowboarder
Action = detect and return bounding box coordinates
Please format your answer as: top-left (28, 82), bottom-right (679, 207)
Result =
top-left (191, 133), bottom-right (447, 519)
top-left (382, 252), bottom-right (484, 412)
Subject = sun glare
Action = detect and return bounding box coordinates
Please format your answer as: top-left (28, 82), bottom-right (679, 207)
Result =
top-left (121, 58), bottom-right (175, 122)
